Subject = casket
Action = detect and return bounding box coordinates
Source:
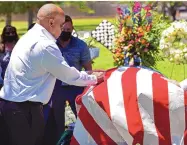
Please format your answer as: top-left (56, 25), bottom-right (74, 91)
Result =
top-left (71, 66), bottom-right (187, 145)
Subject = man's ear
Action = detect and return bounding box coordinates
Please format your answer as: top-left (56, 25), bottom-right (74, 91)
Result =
top-left (49, 19), bottom-right (54, 27)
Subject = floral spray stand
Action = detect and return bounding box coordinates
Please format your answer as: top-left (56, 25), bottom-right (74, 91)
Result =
top-left (124, 51), bottom-right (141, 67)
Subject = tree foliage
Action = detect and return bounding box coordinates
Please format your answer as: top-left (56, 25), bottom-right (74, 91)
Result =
top-left (0, 1), bottom-right (95, 25)
top-left (60, 1), bottom-right (95, 14)
top-left (0, 2), bottom-right (47, 25)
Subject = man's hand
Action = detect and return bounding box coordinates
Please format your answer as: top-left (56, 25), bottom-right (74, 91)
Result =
top-left (93, 71), bottom-right (105, 84)
top-left (87, 70), bottom-right (105, 85)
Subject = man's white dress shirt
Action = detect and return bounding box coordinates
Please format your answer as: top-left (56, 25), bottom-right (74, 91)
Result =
top-left (0, 23), bottom-right (97, 104)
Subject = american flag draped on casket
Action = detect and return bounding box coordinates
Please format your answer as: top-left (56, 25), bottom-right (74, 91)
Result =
top-left (70, 67), bottom-right (187, 145)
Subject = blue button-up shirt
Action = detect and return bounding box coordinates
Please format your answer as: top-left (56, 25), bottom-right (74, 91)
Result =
top-left (58, 36), bottom-right (91, 71)
top-left (57, 36), bottom-right (91, 86)
top-left (0, 23), bottom-right (97, 104)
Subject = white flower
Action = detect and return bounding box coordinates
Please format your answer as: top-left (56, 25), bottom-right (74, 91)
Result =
top-left (174, 54), bottom-right (180, 59)
top-left (184, 53), bottom-right (187, 60)
top-left (183, 48), bottom-right (187, 53)
top-left (124, 46), bottom-right (128, 50)
top-left (170, 58), bottom-right (173, 62)
top-left (175, 49), bottom-right (182, 54)
top-left (164, 50), bottom-right (170, 57)
top-left (170, 49), bottom-right (175, 54)
top-left (160, 21), bottom-right (187, 64)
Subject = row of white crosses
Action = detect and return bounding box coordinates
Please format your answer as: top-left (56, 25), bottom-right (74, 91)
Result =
top-left (91, 20), bottom-right (115, 49)
top-left (72, 20), bottom-right (115, 50)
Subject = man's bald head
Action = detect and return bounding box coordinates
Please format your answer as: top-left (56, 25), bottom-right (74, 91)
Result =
top-left (37, 4), bottom-right (64, 21)
top-left (36, 4), bottom-right (65, 39)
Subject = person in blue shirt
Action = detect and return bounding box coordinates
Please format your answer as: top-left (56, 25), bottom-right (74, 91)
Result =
top-left (43, 15), bottom-right (92, 144)
top-left (0, 25), bottom-right (19, 79)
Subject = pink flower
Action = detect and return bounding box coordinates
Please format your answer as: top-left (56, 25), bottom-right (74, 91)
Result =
top-left (144, 4), bottom-right (151, 11)
top-left (119, 23), bottom-right (123, 32)
top-left (117, 7), bottom-right (122, 15)
top-left (146, 12), bottom-right (151, 17)
top-left (144, 48), bottom-right (148, 52)
top-left (128, 40), bottom-right (134, 45)
top-left (134, 2), bottom-right (141, 8)
top-left (133, 2), bottom-right (142, 13)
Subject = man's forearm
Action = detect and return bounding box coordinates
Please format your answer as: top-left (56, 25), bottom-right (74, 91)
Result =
top-left (83, 61), bottom-right (92, 71)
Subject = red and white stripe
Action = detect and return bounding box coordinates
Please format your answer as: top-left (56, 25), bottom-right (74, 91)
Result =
top-left (71, 67), bottom-right (187, 145)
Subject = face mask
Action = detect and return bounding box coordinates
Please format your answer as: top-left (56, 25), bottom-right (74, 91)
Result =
top-left (4, 35), bottom-right (16, 43)
top-left (59, 31), bottom-right (72, 41)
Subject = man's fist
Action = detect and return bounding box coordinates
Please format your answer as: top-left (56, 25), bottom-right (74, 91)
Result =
top-left (87, 70), bottom-right (105, 85)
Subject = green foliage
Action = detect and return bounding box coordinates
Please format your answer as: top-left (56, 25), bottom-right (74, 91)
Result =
top-left (0, 1), bottom-right (94, 25)
top-left (142, 12), bottom-right (171, 68)
top-left (0, 2), bottom-right (46, 14)
top-left (168, 1), bottom-right (182, 7)
top-left (61, 1), bottom-right (95, 14)
top-left (0, 2), bottom-right (18, 14)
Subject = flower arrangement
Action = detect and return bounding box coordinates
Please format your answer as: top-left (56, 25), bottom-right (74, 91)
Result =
top-left (112, 2), bottom-right (169, 67)
top-left (159, 21), bottom-right (187, 64)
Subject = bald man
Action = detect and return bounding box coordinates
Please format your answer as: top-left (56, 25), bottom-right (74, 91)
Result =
top-left (0, 4), bottom-right (100, 145)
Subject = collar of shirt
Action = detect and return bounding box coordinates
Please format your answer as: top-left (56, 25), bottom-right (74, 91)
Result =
top-left (32, 23), bottom-right (56, 42)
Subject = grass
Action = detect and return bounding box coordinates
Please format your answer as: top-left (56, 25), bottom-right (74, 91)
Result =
top-left (92, 42), bottom-right (115, 70)
top-left (73, 17), bottom-right (115, 31)
top-left (155, 60), bottom-right (187, 82)
top-left (92, 41), bottom-right (187, 81)
top-left (0, 18), bottom-right (115, 36)
top-left (0, 19), bottom-right (186, 81)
